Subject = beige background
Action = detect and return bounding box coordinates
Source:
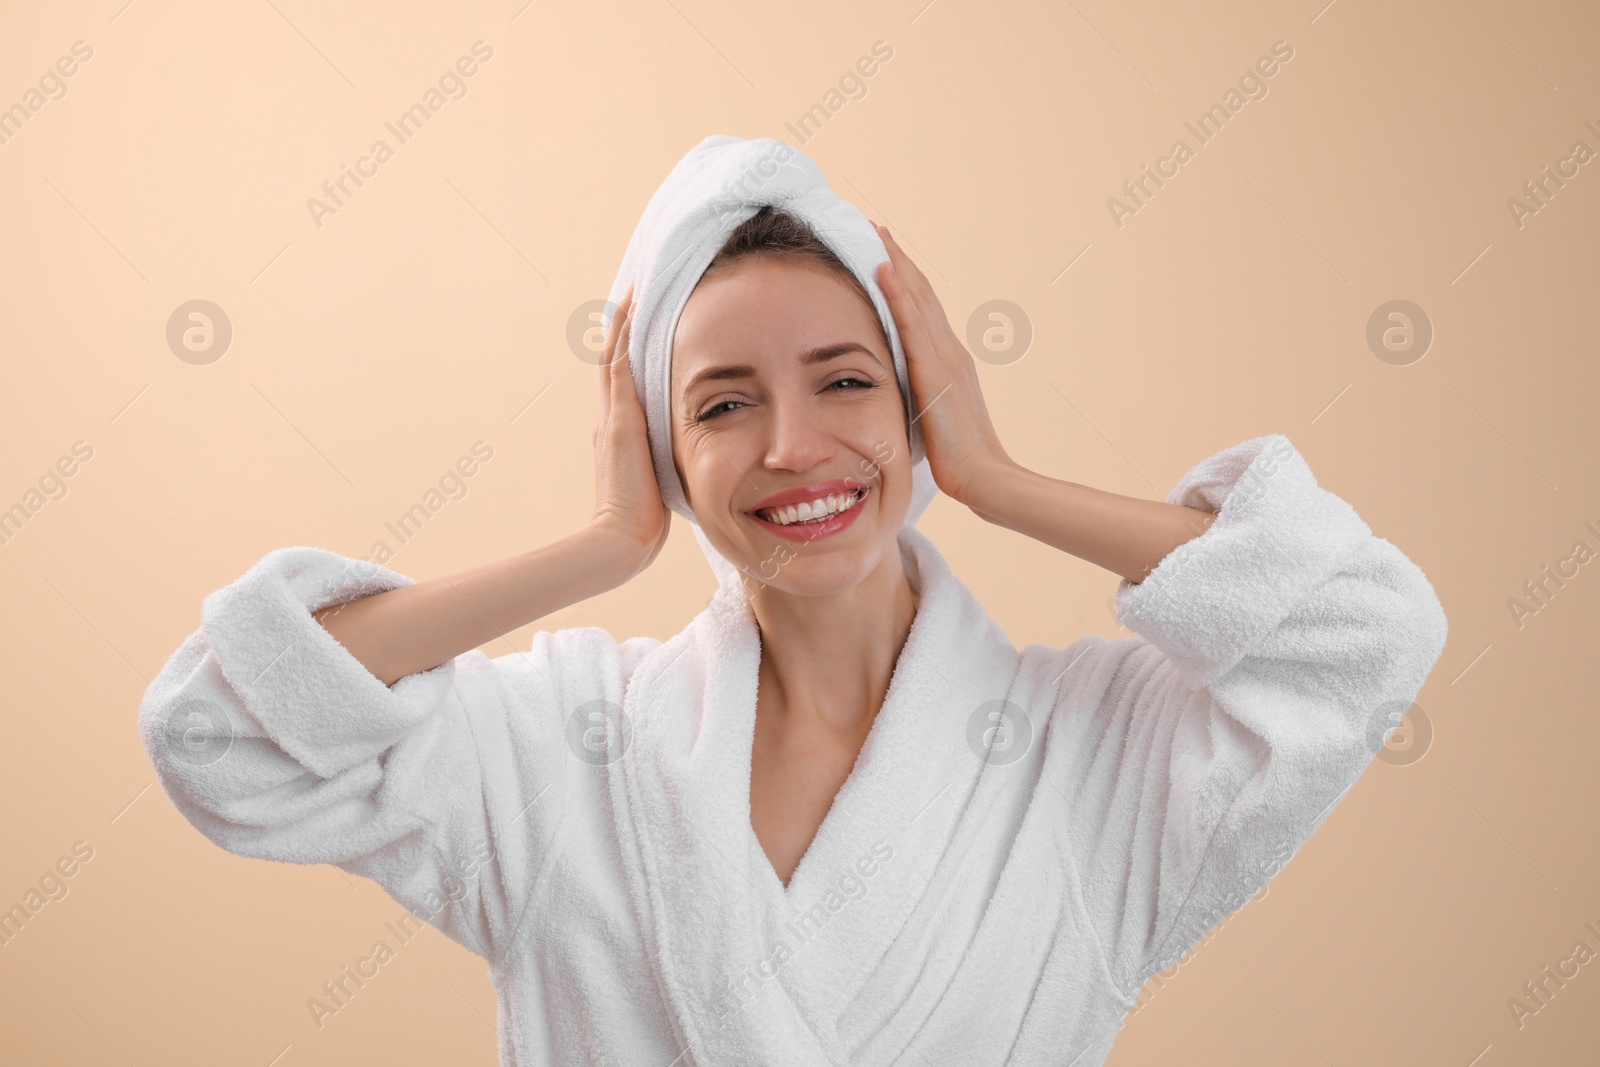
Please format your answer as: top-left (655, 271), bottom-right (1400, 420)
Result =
top-left (2, 0), bottom-right (1596, 1063)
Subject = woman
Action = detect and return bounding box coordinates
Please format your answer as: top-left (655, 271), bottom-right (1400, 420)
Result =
top-left (139, 136), bottom-right (1449, 1066)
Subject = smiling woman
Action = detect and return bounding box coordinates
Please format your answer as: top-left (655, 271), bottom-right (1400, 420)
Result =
top-left (139, 134), bottom-right (1449, 1066)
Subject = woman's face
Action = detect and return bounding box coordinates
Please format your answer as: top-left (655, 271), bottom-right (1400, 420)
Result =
top-left (670, 255), bottom-right (912, 597)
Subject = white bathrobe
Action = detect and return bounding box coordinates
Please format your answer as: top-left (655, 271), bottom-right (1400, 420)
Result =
top-left (138, 433), bottom-right (1448, 1066)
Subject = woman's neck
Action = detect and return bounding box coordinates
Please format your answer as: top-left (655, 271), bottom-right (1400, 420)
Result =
top-left (748, 546), bottom-right (919, 738)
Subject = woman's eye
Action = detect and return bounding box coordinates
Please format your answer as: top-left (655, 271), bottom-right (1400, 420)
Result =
top-left (829, 376), bottom-right (875, 392)
top-left (696, 399), bottom-right (743, 422)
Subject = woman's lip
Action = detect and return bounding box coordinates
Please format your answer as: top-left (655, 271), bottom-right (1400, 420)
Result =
top-left (748, 486), bottom-right (869, 543)
top-left (747, 478), bottom-right (868, 513)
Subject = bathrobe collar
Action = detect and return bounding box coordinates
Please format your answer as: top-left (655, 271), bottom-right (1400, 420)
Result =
top-left (606, 524), bottom-right (1022, 1063)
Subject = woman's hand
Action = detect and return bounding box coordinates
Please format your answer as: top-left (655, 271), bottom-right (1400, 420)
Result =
top-left (872, 224), bottom-right (1013, 508)
top-left (874, 225), bottom-right (1218, 583)
top-left (589, 283), bottom-right (671, 576)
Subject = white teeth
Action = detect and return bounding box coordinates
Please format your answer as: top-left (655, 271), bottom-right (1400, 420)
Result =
top-left (758, 489), bottom-right (863, 526)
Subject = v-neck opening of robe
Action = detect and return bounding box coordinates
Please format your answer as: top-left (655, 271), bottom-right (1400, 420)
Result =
top-left (604, 521), bottom-right (1031, 1062)
top-left (745, 534), bottom-right (930, 913)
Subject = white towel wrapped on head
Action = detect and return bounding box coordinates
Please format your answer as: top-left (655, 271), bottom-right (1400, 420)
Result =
top-left (603, 134), bottom-right (940, 596)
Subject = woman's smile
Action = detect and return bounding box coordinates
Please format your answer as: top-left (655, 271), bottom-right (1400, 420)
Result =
top-left (748, 481), bottom-right (871, 542)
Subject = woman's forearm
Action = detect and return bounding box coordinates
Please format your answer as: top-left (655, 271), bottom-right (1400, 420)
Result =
top-left (963, 459), bottom-right (1216, 586)
top-left (312, 524), bottom-right (641, 688)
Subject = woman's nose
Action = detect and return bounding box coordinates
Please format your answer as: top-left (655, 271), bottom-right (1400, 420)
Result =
top-left (761, 393), bottom-right (834, 473)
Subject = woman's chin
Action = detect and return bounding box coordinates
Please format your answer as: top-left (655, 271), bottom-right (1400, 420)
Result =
top-left (732, 529), bottom-right (898, 598)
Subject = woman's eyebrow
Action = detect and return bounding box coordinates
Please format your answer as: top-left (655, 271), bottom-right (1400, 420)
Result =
top-left (681, 342), bottom-right (884, 394)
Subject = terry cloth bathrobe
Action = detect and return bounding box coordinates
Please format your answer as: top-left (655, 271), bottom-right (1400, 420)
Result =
top-left (138, 136), bottom-right (1450, 1067)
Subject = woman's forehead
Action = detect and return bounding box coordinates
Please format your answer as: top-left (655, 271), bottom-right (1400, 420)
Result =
top-left (671, 262), bottom-right (885, 381)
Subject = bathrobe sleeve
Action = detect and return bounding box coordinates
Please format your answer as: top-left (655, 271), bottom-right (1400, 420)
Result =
top-left (137, 547), bottom-right (636, 969)
top-left (1056, 434), bottom-right (1448, 1001)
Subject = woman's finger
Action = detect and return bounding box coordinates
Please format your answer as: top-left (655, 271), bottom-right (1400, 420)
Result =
top-left (878, 254), bottom-right (948, 385)
top-left (877, 227), bottom-right (962, 353)
top-left (610, 296), bottom-right (637, 411)
top-left (598, 309), bottom-right (613, 416)
top-left (875, 227), bottom-right (933, 316)
top-left (600, 284), bottom-right (635, 413)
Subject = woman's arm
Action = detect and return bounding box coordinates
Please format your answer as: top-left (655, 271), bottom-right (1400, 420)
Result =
top-left (138, 283), bottom-right (666, 968)
top-left (139, 544), bottom-right (648, 968)
top-left (868, 222), bottom-right (1213, 581)
top-left (1039, 434), bottom-right (1448, 998)
top-left (871, 229), bottom-right (1449, 1000)
top-left (313, 524), bottom-right (641, 688)
top-left (315, 281), bottom-right (665, 689)
top-left (960, 462), bottom-right (1216, 585)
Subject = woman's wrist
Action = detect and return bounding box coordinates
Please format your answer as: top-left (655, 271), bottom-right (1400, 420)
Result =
top-left (578, 519), bottom-right (659, 587)
top-left (959, 456), bottom-right (1028, 524)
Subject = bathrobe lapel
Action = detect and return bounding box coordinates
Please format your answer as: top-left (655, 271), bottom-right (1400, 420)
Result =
top-left (606, 527), bottom-right (1022, 1064)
